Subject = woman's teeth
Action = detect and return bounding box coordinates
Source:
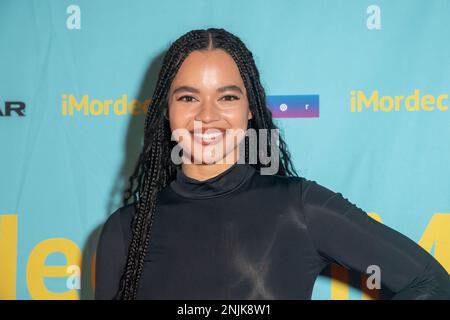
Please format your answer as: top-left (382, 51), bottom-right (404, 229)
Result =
top-left (193, 130), bottom-right (224, 144)
top-left (194, 132), bottom-right (222, 140)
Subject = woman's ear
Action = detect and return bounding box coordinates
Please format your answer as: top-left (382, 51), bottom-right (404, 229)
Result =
top-left (248, 111), bottom-right (253, 120)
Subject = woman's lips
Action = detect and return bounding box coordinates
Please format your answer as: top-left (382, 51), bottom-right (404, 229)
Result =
top-left (191, 128), bottom-right (226, 146)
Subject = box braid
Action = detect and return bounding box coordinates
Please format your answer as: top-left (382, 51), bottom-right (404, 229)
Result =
top-left (115, 28), bottom-right (299, 299)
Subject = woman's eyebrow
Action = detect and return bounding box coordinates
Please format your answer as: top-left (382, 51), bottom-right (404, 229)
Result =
top-left (217, 85), bottom-right (243, 94)
top-left (171, 85), bottom-right (244, 95)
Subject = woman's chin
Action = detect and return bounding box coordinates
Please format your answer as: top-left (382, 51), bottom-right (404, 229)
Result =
top-left (191, 154), bottom-right (227, 165)
top-left (182, 149), bottom-right (237, 165)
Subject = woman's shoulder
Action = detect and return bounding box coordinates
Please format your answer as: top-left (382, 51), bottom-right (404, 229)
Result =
top-left (253, 169), bottom-right (307, 190)
top-left (254, 171), bottom-right (347, 205)
top-left (99, 203), bottom-right (136, 248)
top-left (104, 203), bottom-right (135, 228)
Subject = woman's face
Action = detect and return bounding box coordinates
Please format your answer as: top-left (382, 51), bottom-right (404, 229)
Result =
top-left (168, 49), bottom-right (253, 165)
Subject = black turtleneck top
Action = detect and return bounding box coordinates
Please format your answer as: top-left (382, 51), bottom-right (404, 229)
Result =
top-left (95, 162), bottom-right (450, 299)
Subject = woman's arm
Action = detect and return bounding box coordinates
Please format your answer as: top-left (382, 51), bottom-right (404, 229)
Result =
top-left (94, 208), bottom-right (127, 300)
top-left (300, 178), bottom-right (450, 299)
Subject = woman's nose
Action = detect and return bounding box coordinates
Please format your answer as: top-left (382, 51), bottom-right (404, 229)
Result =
top-left (195, 101), bottom-right (220, 123)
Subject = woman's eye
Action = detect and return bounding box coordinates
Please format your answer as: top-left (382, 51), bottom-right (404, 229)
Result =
top-left (177, 95), bottom-right (239, 102)
top-left (178, 96), bottom-right (196, 102)
top-left (222, 95), bottom-right (239, 102)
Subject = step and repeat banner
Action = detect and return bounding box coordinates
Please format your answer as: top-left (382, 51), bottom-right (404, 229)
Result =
top-left (1, 0), bottom-right (449, 300)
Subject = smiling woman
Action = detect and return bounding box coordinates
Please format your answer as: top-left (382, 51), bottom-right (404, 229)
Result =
top-left (94, 28), bottom-right (450, 300)
top-left (167, 49), bottom-right (253, 173)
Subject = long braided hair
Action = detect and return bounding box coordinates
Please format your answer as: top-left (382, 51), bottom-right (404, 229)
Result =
top-left (115, 27), bottom-right (299, 299)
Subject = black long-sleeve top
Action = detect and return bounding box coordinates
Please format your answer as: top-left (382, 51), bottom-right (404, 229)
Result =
top-left (95, 162), bottom-right (450, 299)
